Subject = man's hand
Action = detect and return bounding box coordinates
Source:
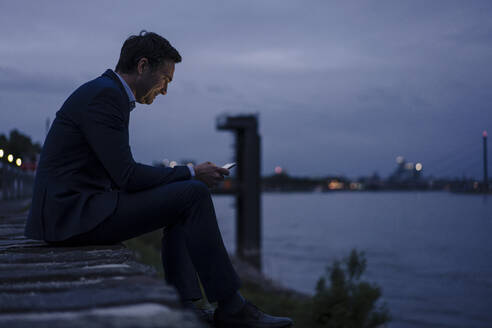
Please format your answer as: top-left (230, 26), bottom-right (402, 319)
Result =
top-left (194, 162), bottom-right (230, 188)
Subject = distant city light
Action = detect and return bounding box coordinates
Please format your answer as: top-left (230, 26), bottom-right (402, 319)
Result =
top-left (484, 131), bottom-right (488, 138)
top-left (7, 154), bottom-right (13, 163)
top-left (396, 156), bottom-right (404, 164)
top-left (169, 161), bottom-right (177, 168)
top-left (162, 158), bottom-right (170, 167)
top-left (186, 162), bottom-right (194, 168)
top-left (350, 182), bottom-right (362, 190)
top-left (415, 163), bottom-right (423, 171)
top-left (0, 149), bottom-right (3, 158)
top-left (16, 158), bottom-right (22, 167)
top-left (223, 180), bottom-right (232, 190)
top-left (274, 166), bottom-right (283, 174)
top-left (328, 180), bottom-right (344, 190)
top-left (405, 162), bottom-right (414, 170)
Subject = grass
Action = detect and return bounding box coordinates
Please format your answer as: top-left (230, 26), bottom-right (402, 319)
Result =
top-left (124, 230), bottom-right (164, 277)
top-left (240, 281), bottom-right (324, 328)
top-left (124, 231), bottom-right (323, 328)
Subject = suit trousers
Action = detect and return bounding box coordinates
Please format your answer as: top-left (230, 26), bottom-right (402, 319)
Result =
top-left (57, 179), bottom-right (241, 303)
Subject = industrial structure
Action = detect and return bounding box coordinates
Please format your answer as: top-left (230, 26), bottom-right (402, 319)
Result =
top-left (217, 114), bottom-right (262, 269)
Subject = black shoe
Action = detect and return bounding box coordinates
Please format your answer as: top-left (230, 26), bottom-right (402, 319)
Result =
top-left (214, 301), bottom-right (293, 328)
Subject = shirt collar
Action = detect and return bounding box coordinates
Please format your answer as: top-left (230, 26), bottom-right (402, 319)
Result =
top-left (114, 70), bottom-right (136, 111)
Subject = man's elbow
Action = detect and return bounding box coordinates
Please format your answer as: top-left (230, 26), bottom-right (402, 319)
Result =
top-left (112, 162), bottom-right (136, 192)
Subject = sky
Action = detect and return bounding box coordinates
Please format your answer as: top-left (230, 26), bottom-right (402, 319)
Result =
top-left (0, 0), bottom-right (491, 178)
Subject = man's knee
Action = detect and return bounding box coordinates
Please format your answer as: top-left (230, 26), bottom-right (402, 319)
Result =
top-left (185, 179), bottom-right (211, 201)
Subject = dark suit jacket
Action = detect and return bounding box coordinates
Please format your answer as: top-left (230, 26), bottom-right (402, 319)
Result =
top-left (25, 69), bottom-right (191, 242)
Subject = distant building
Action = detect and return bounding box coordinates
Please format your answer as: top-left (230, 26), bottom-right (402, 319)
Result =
top-left (388, 156), bottom-right (426, 189)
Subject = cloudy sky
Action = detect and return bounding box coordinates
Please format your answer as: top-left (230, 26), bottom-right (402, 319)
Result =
top-left (1, 1), bottom-right (491, 178)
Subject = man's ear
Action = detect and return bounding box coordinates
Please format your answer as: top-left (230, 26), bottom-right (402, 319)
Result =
top-left (136, 57), bottom-right (149, 75)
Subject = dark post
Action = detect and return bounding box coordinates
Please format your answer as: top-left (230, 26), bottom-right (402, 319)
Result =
top-left (484, 131), bottom-right (489, 193)
top-left (217, 114), bottom-right (262, 270)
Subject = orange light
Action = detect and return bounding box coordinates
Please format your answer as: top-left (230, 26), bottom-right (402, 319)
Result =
top-left (223, 180), bottom-right (232, 190)
top-left (328, 180), bottom-right (344, 190)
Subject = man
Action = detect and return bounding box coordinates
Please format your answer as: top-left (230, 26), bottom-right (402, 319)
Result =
top-left (24, 31), bottom-right (293, 328)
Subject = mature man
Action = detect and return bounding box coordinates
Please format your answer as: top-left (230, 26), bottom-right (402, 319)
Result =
top-left (24, 31), bottom-right (292, 327)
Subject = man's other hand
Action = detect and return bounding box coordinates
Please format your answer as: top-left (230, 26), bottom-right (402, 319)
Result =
top-left (194, 162), bottom-right (230, 188)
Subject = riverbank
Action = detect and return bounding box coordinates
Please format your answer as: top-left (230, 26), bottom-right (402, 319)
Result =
top-left (124, 230), bottom-right (325, 328)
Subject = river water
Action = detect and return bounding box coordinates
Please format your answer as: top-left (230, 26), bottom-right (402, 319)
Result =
top-left (213, 192), bottom-right (492, 328)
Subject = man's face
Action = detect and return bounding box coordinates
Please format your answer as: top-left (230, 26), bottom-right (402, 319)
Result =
top-left (135, 60), bottom-right (175, 105)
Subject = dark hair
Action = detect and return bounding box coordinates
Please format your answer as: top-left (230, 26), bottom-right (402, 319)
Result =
top-left (115, 30), bottom-right (181, 73)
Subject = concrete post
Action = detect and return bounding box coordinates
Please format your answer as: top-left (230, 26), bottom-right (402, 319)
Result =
top-left (217, 115), bottom-right (262, 270)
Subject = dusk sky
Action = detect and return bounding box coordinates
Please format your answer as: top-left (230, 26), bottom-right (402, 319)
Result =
top-left (1, 1), bottom-right (491, 178)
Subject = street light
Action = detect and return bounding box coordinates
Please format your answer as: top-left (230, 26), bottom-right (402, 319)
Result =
top-left (16, 158), bottom-right (22, 167)
top-left (0, 149), bottom-right (4, 158)
top-left (7, 154), bottom-right (13, 163)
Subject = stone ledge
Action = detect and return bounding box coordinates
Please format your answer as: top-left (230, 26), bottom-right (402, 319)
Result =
top-left (0, 303), bottom-right (200, 328)
top-left (0, 203), bottom-right (205, 328)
